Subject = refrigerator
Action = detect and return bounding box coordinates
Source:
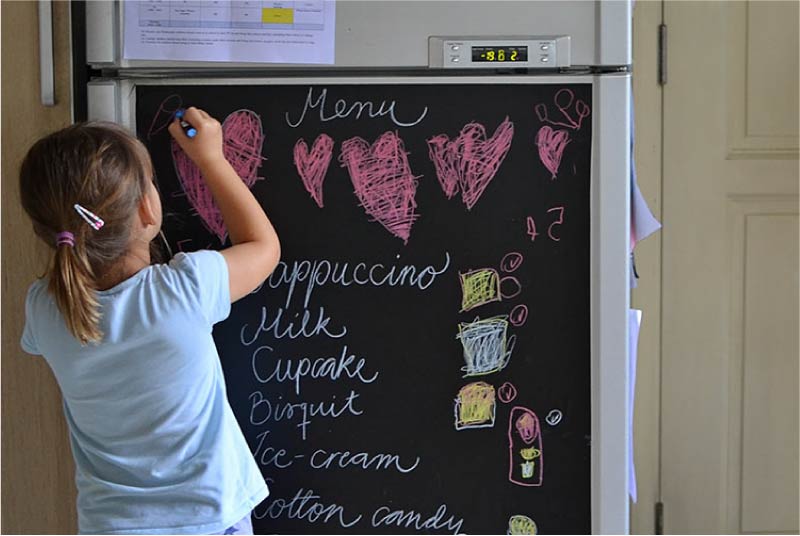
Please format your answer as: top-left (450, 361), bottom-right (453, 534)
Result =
top-left (83, 1), bottom-right (631, 534)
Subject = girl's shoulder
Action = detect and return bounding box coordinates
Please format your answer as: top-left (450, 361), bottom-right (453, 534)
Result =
top-left (24, 277), bottom-right (50, 308)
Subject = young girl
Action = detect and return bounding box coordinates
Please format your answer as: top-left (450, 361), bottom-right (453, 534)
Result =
top-left (19, 107), bottom-right (280, 534)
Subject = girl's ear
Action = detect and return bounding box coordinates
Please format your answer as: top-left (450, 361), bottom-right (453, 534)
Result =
top-left (138, 182), bottom-right (159, 227)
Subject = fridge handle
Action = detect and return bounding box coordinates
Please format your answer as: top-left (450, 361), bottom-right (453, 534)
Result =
top-left (38, 0), bottom-right (55, 106)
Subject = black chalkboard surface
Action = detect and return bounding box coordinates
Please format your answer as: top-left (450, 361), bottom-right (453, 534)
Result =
top-left (136, 81), bottom-right (592, 535)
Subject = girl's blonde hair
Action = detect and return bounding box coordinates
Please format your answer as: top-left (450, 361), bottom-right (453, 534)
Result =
top-left (19, 122), bottom-right (154, 344)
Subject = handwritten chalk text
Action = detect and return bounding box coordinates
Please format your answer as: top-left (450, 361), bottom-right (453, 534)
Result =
top-left (240, 305), bottom-right (347, 346)
top-left (286, 87), bottom-right (428, 128)
top-left (249, 390), bottom-right (364, 440)
top-left (251, 344), bottom-right (379, 395)
top-left (268, 253), bottom-right (452, 308)
top-left (255, 488), bottom-right (362, 528)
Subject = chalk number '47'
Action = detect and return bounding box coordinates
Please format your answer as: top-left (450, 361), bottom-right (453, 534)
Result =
top-left (526, 206), bottom-right (565, 242)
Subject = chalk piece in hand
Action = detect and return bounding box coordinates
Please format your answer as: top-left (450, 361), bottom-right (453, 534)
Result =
top-left (175, 109), bottom-right (197, 138)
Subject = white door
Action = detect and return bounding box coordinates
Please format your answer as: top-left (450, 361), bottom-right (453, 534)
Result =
top-left (660, 1), bottom-right (799, 533)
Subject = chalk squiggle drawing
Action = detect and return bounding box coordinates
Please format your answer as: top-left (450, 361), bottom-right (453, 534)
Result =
top-left (147, 94), bottom-right (183, 139)
top-left (535, 126), bottom-right (571, 180)
top-left (457, 316), bottom-right (516, 377)
top-left (498, 382), bottom-right (518, 404)
top-left (509, 304), bottom-right (529, 327)
top-left (507, 515), bottom-right (538, 535)
top-left (535, 88), bottom-right (591, 131)
top-left (339, 132), bottom-right (419, 243)
top-left (454, 381), bottom-right (496, 430)
top-left (500, 252), bottom-right (524, 273)
top-left (171, 109), bottom-right (264, 243)
top-left (427, 118), bottom-right (514, 210)
top-left (508, 407), bottom-right (543, 486)
top-left (294, 134), bottom-right (334, 208)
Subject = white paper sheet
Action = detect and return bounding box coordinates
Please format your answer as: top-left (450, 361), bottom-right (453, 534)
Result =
top-left (123, 0), bottom-right (336, 64)
top-left (629, 90), bottom-right (661, 252)
top-left (628, 308), bottom-right (642, 503)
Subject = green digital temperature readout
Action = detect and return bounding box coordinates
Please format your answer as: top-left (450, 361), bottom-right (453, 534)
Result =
top-left (471, 46), bottom-right (528, 62)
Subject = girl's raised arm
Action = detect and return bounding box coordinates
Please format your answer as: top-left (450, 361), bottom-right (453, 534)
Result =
top-left (169, 107), bottom-right (280, 302)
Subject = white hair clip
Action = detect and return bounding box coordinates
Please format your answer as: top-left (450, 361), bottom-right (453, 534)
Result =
top-left (74, 204), bottom-right (104, 230)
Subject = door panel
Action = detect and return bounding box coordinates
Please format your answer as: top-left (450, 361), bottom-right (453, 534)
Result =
top-left (662, 1), bottom-right (799, 533)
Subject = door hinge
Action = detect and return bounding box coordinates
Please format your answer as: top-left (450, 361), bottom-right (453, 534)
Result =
top-left (658, 23), bottom-right (668, 85)
top-left (655, 501), bottom-right (665, 534)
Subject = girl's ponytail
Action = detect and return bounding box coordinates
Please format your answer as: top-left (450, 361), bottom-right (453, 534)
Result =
top-left (20, 122), bottom-right (152, 346)
top-left (50, 232), bottom-right (102, 344)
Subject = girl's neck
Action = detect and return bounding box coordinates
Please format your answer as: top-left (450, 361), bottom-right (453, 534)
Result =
top-left (95, 242), bottom-right (152, 291)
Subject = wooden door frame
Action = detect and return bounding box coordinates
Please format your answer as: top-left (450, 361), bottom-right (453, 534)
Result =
top-left (1, 2), bottom-right (78, 533)
top-left (630, 1), bottom-right (664, 534)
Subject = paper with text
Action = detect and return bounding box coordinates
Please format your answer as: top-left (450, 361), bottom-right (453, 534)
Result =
top-left (124, 0), bottom-right (335, 64)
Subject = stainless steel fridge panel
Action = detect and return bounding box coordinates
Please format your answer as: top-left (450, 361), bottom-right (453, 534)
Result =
top-left (88, 1), bottom-right (631, 69)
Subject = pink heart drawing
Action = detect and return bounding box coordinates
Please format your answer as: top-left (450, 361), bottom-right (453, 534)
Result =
top-left (294, 134), bottom-right (334, 208)
top-left (171, 109), bottom-right (264, 243)
top-left (535, 126), bottom-right (570, 180)
top-left (339, 132), bottom-right (419, 244)
top-left (427, 118), bottom-right (514, 210)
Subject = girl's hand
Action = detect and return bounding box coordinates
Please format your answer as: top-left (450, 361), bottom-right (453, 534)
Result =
top-left (168, 107), bottom-right (225, 170)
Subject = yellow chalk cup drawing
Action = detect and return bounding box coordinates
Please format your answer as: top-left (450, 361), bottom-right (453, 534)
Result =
top-left (508, 515), bottom-right (538, 535)
top-left (459, 269), bottom-right (500, 311)
top-left (519, 447), bottom-right (541, 478)
top-left (262, 8), bottom-right (294, 24)
top-left (454, 382), bottom-right (496, 429)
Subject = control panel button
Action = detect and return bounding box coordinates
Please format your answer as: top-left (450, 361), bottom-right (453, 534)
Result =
top-left (540, 56), bottom-right (549, 63)
top-left (451, 45), bottom-right (460, 51)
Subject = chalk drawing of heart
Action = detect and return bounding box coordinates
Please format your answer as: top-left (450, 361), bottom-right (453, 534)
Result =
top-left (294, 134), bottom-right (334, 209)
top-left (171, 109), bottom-right (264, 243)
top-left (339, 132), bottom-right (419, 244)
top-left (427, 117), bottom-right (514, 210)
top-left (535, 126), bottom-right (570, 180)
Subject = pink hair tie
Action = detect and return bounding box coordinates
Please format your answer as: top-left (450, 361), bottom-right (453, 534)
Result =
top-left (56, 231), bottom-right (75, 247)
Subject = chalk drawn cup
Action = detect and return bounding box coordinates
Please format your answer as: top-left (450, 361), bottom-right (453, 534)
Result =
top-left (457, 316), bottom-right (516, 377)
top-left (507, 515), bottom-right (538, 535)
top-left (460, 270), bottom-right (522, 312)
top-left (454, 382), bottom-right (496, 430)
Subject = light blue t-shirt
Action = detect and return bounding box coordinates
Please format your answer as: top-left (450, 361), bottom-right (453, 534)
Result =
top-left (21, 250), bottom-right (269, 534)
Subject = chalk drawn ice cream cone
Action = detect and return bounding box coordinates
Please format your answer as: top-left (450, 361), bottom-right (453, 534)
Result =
top-left (508, 407), bottom-right (543, 486)
top-left (457, 316), bottom-right (516, 377)
top-left (507, 515), bottom-right (538, 535)
top-left (454, 382), bottom-right (496, 430)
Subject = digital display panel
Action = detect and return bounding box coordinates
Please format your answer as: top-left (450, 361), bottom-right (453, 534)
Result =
top-left (471, 46), bottom-right (528, 62)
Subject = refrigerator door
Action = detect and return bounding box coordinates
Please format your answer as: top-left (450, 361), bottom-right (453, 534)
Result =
top-left (88, 73), bottom-right (630, 533)
top-left (86, 0), bottom-right (631, 70)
